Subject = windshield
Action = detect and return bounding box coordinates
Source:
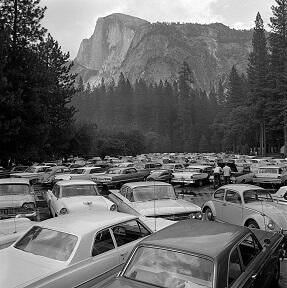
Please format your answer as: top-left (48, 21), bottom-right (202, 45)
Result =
top-left (25, 167), bottom-right (36, 173)
top-left (0, 184), bottom-right (30, 196)
top-left (131, 185), bottom-right (176, 202)
top-left (243, 189), bottom-right (273, 203)
top-left (71, 169), bottom-right (85, 174)
top-left (124, 246), bottom-right (213, 288)
top-left (61, 185), bottom-right (99, 197)
top-left (15, 226), bottom-right (77, 261)
top-left (107, 169), bottom-right (122, 174)
top-left (186, 168), bottom-right (201, 173)
top-left (258, 168), bottom-right (279, 174)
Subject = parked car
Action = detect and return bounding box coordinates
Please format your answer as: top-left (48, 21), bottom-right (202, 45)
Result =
top-left (9, 165), bottom-right (29, 174)
top-left (46, 180), bottom-right (116, 217)
top-left (202, 184), bottom-right (287, 238)
top-left (171, 165), bottom-right (213, 186)
top-left (54, 166), bottom-right (106, 182)
top-left (103, 220), bottom-right (284, 288)
top-left (272, 185), bottom-right (287, 205)
top-left (231, 158), bottom-right (251, 173)
top-left (146, 169), bottom-right (173, 183)
top-left (162, 163), bottom-right (185, 172)
top-left (0, 178), bottom-right (36, 219)
top-left (108, 182), bottom-right (202, 221)
top-left (253, 165), bottom-right (287, 187)
top-left (134, 162), bottom-right (162, 172)
top-left (92, 167), bottom-right (150, 188)
top-left (39, 166), bottom-right (71, 186)
top-left (0, 212), bottom-right (166, 288)
top-left (246, 158), bottom-right (271, 173)
top-left (10, 165), bottom-right (51, 183)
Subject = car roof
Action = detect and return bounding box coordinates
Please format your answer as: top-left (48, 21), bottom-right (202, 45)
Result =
top-left (123, 182), bottom-right (171, 188)
top-left (187, 165), bottom-right (213, 169)
top-left (0, 178), bottom-right (30, 185)
top-left (37, 212), bottom-right (138, 236)
top-left (217, 184), bottom-right (264, 193)
top-left (141, 220), bottom-right (249, 259)
top-left (56, 179), bottom-right (96, 186)
top-left (258, 165), bottom-right (286, 169)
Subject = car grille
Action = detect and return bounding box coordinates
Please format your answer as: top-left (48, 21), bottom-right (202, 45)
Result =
top-left (147, 212), bottom-right (192, 221)
top-left (0, 207), bottom-right (34, 219)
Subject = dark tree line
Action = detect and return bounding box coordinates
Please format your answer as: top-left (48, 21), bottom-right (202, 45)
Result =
top-left (0, 0), bottom-right (77, 165)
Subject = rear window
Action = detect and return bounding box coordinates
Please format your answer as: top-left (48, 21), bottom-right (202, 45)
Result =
top-left (124, 246), bottom-right (213, 288)
top-left (258, 168), bottom-right (279, 174)
top-left (15, 226), bottom-right (78, 261)
top-left (0, 184), bottom-right (29, 196)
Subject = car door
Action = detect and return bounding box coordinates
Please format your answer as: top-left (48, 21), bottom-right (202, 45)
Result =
top-left (222, 189), bottom-right (243, 225)
top-left (126, 168), bottom-right (140, 182)
top-left (110, 219), bottom-right (151, 264)
top-left (212, 188), bottom-right (226, 221)
top-left (49, 184), bottom-right (60, 216)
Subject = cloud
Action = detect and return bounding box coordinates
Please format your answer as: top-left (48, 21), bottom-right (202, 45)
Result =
top-left (40, 0), bottom-right (275, 58)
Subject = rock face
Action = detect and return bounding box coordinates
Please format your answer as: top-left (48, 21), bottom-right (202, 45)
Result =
top-left (73, 13), bottom-right (253, 91)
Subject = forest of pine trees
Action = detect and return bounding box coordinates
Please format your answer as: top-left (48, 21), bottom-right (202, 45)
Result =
top-left (1, 0), bottom-right (287, 164)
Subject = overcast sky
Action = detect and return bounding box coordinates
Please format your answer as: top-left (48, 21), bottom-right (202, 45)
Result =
top-left (40, 0), bottom-right (274, 59)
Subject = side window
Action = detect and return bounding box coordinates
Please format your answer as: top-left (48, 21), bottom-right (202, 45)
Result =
top-left (284, 192), bottom-right (287, 200)
top-left (214, 189), bottom-right (225, 200)
top-left (238, 234), bottom-right (261, 267)
top-left (112, 220), bottom-right (151, 247)
top-left (126, 188), bottom-right (134, 202)
top-left (225, 190), bottom-right (242, 204)
top-left (92, 229), bottom-right (115, 256)
top-left (120, 186), bottom-right (128, 197)
top-left (52, 185), bottom-right (60, 198)
top-left (228, 248), bottom-right (243, 287)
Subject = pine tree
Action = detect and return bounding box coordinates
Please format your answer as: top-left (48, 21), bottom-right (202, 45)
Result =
top-left (268, 0), bottom-right (287, 155)
top-left (247, 12), bottom-right (269, 156)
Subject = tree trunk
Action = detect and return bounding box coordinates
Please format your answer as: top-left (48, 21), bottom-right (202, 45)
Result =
top-left (284, 118), bottom-right (287, 157)
top-left (260, 122), bottom-right (266, 156)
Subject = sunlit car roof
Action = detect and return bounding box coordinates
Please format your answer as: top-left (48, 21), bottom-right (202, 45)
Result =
top-left (218, 184), bottom-right (264, 194)
top-left (122, 182), bottom-right (171, 188)
top-left (35, 212), bottom-right (138, 237)
top-left (56, 179), bottom-right (97, 186)
top-left (141, 220), bottom-right (249, 259)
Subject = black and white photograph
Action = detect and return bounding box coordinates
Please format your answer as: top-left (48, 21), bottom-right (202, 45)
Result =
top-left (0, 0), bottom-right (287, 287)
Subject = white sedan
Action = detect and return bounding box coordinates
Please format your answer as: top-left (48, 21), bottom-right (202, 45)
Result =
top-left (46, 180), bottom-right (116, 217)
top-left (0, 212), bottom-right (167, 288)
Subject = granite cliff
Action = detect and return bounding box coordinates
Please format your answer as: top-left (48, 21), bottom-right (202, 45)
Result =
top-left (73, 13), bottom-right (253, 91)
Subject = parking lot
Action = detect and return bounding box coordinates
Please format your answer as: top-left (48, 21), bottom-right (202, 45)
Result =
top-left (32, 183), bottom-right (287, 288)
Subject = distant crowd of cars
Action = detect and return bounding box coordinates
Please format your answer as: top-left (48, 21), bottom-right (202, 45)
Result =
top-left (0, 153), bottom-right (287, 288)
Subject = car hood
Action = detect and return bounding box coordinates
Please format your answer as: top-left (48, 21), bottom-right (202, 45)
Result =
top-left (62, 196), bottom-right (111, 212)
top-left (245, 202), bottom-right (287, 228)
top-left (10, 172), bottom-right (39, 178)
top-left (0, 194), bottom-right (32, 208)
top-left (131, 199), bottom-right (201, 217)
top-left (0, 247), bottom-right (64, 288)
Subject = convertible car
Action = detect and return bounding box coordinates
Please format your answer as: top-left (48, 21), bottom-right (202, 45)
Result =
top-left (108, 182), bottom-right (202, 221)
top-left (202, 184), bottom-right (287, 237)
top-left (102, 221), bottom-right (284, 288)
top-left (0, 212), bottom-right (172, 288)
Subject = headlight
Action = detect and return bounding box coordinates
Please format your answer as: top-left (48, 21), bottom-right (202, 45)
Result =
top-left (22, 202), bottom-right (35, 209)
top-left (60, 208), bottom-right (68, 215)
top-left (195, 212), bottom-right (203, 220)
top-left (267, 219), bottom-right (276, 230)
top-left (110, 204), bottom-right (117, 211)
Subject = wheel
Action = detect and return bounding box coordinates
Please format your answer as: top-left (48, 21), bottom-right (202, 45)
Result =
top-left (204, 208), bottom-right (214, 221)
top-left (240, 179), bottom-right (246, 184)
top-left (246, 220), bottom-right (259, 229)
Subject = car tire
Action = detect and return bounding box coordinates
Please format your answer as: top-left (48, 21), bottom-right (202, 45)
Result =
top-left (204, 208), bottom-right (214, 221)
top-left (246, 220), bottom-right (260, 229)
top-left (240, 179), bottom-right (246, 184)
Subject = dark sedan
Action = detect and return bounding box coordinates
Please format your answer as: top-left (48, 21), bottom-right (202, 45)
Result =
top-left (146, 169), bottom-right (173, 183)
top-left (100, 221), bottom-right (284, 288)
